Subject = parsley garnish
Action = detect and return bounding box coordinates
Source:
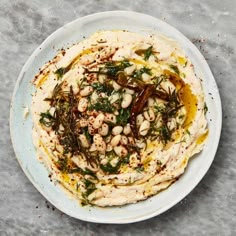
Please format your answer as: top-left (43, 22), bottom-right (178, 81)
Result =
top-left (104, 60), bottom-right (132, 76)
top-left (91, 82), bottom-right (113, 95)
top-left (83, 179), bottom-right (96, 196)
top-left (133, 67), bottom-right (152, 79)
top-left (39, 111), bottom-right (55, 127)
top-left (144, 46), bottom-right (153, 61)
top-left (169, 65), bottom-right (180, 75)
top-left (88, 97), bottom-right (114, 113)
top-left (55, 67), bottom-right (69, 79)
top-left (116, 108), bottom-right (130, 126)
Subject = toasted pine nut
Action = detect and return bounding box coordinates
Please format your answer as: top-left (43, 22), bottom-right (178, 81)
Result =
top-left (123, 124), bottom-right (131, 135)
top-left (106, 143), bottom-right (113, 152)
top-left (139, 120), bottom-right (150, 136)
top-left (144, 108), bottom-right (155, 122)
top-left (88, 116), bottom-right (97, 135)
top-left (93, 113), bottom-right (105, 129)
top-left (148, 98), bottom-right (155, 107)
top-left (98, 74), bottom-right (107, 84)
top-left (121, 93), bottom-right (132, 108)
top-left (112, 126), bottom-right (123, 135)
top-left (78, 134), bottom-right (90, 148)
top-left (98, 123), bottom-right (109, 136)
top-left (124, 88), bottom-right (135, 95)
top-left (110, 157), bottom-right (119, 167)
top-left (136, 114), bottom-right (144, 126)
top-left (78, 98), bottom-right (88, 112)
top-left (120, 135), bottom-right (128, 145)
top-left (79, 118), bottom-right (88, 127)
top-left (93, 134), bottom-right (106, 153)
top-left (89, 143), bottom-right (97, 152)
top-left (114, 145), bottom-right (128, 157)
top-left (104, 113), bottom-right (117, 124)
top-left (80, 86), bottom-right (93, 97)
top-left (112, 81), bottom-right (121, 91)
top-left (91, 91), bottom-right (99, 102)
top-left (109, 93), bottom-right (120, 104)
top-left (111, 134), bottom-right (121, 147)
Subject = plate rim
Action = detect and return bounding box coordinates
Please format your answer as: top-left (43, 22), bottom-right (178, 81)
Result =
top-left (10, 10), bottom-right (222, 224)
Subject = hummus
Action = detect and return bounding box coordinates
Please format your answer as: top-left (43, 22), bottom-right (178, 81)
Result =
top-left (32, 30), bottom-right (208, 206)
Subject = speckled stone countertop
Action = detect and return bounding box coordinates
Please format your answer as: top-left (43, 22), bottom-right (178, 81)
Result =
top-left (0, 0), bottom-right (235, 235)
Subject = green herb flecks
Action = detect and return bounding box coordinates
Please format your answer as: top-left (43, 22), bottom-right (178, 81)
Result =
top-left (88, 97), bottom-right (114, 113)
top-left (204, 102), bottom-right (208, 114)
top-left (158, 125), bottom-right (172, 145)
top-left (133, 67), bottom-right (152, 80)
top-left (144, 46), bottom-right (153, 61)
top-left (39, 111), bottom-right (55, 127)
top-left (151, 89), bottom-right (183, 144)
top-left (82, 127), bottom-right (92, 144)
top-left (169, 65), bottom-right (180, 75)
top-left (104, 60), bottom-right (132, 77)
top-left (91, 82), bottom-right (113, 95)
top-left (116, 108), bottom-right (130, 126)
top-left (135, 46), bottom-right (154, 61)
top-left (55, 67), bottom-right (69, 79)
top-left (153, 74), bottom-right (167, 87)
top-left (100, 162), bottom-right (120, 174)
top-left (100, 152), bottom-right (130, 174)
top-left (83, 179), bottom-right (96, 196)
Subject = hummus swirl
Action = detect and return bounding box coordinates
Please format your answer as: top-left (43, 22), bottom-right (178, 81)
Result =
top-left (32, 31), bottom-right (208, 206)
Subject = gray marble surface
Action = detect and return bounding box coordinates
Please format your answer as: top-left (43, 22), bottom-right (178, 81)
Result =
top-left (0, 0), bottom-right (235, 235)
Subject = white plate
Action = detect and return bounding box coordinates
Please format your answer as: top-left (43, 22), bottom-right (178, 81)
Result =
top-left (10, 11), bottom-right (222, 224)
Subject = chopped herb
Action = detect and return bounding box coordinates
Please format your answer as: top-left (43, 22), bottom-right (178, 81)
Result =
top-left (82, 127), bottom-right (92, 144)
top-left (100, 153), bottom-right (130, 174)
top-left (186, 129), bottom-right (191, 136)
top-left (153, 74), bottom-right (166, 87)
top-left (104, 60), bottom-right (132, 77)
top-left (122, 153), bottom-right (131, 164)
top-left (178, 114), bottom-right (185, 120)
top-left (88, 97), bottom-right (114, 113)
top-left (133, 67), bottom-right (152, 79)
top-left (116, 108), bottom-right (130, 126)
top-left (120, 60), bottom-right (132, 68)
top-left (39, 111), bottom-right (55, 127)
top-left (100, 162), bottom-right (120, 174)
top-left (57, 157), bottom-right (69, 173)
top-left (169, 65), bottom-right (180, 75)
top-left (55, 67), bottom-right (69, 79)
top-left (91, 82), bottom-right (113, 95)
top-left (135, 46), bottom-right (154, 61)
top-left (204, 102), bottom-right (208, 114)
top-left (83, 179), bottom-right (96, 196)
top-left (144, 46), bottom-right (153, 61)
top-left (154, 104), bottom-right (165, 114)
top-left (158, 125), bottom-right (172, 144)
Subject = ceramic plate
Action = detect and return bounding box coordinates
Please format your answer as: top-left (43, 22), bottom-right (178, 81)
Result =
top-left (10, 11), bottom-right (222, 224)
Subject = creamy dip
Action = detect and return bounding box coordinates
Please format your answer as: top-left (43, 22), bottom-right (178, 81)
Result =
top-left (31, 30), bottom-right (208, 206)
